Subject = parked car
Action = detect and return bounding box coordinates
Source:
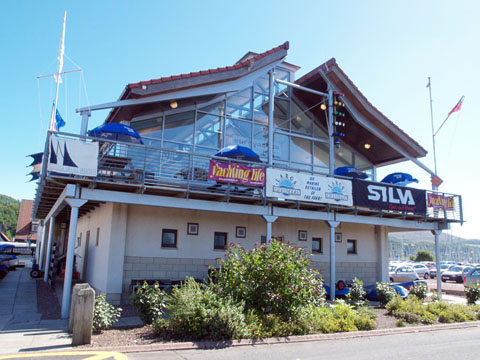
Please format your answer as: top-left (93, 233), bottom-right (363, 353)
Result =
top-left (411, 264), bottom-right (431, 279)
top-left (441, 265), bottom-right (472, 283)
top-left (463, 267), bottom-right (480, 288)
top-left (389, 265), bottom-right (420, 282)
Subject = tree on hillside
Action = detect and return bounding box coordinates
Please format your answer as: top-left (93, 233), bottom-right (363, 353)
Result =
top-left (0, 194), bottom-right (20, 239)
top-left (414, 249), bottom-right (435, 262)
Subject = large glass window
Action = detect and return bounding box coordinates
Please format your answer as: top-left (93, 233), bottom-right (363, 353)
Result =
top-left (224, 118), bottom-right (252, 148)
top-left (291, 102), bottom-right (312, 136)
top-left (162, 229), bottom-right (177, 248)
top-left (274, 68), bottom-right (290, 97)
top-left (253, 123), bottom-right (268, 159)
top-left (314, 142), bottom-right (329, 170)
top-left (290, 137), bottom-right (312, 165)
top-left (195, 112), bottom-right (222, 149)
top-left (254, 74), bottom-right (269, 94)
top-left (226, 88), bottom-right (252, 119)
top-left (273, 133), bottom-right (289, 161)
top-left (163, 111), bottom-right (194, 144)
top-left (273, 99), bottom-right (290, 130)
top-left (253, 92), bottom-right (269, 123)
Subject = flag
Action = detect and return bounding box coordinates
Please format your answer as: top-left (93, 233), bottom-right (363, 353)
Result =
top-left (27, 152), bottom-right (43, 182)
top-left (448, 96), bottom-right (464, 116)
top-left (55, 109), bottom-right (66, 131)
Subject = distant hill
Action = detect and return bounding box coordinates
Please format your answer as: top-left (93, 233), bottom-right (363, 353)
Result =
top-left (0, 194), bottom-right (20, 239)
top-left (389, 231), bottom-right (480, 263)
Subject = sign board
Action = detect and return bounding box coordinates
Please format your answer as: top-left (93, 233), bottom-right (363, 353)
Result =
top-left (266, 169), bottom-right (353, 206)
top-left (427, 193), bottom-right (455, 211)
top-left (48, 137), bottom-right (98, 177)
top-left (208, 160), bottom-right (266, 187)
top-left (352, 179), bottom-right (426, 214)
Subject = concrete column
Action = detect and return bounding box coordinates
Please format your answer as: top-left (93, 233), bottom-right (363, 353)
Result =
top-left (43, 217), bottom-right (56, 282)
top-left (432, 229), bottom-right (442, 299)
top-left (36, 223), bottom-right (46, 267)
top-left (376, 225), bottom-right (389, 282)
top-left (263, 215), bottom-right (278, 243)
top-left (327, 220), bottom-right (340, 300)
top-left (61, 198), bottom-right (87, 319)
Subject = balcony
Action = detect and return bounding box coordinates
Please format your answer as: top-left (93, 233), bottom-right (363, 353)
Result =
top-left (33, 132), bottom-right (463, 226)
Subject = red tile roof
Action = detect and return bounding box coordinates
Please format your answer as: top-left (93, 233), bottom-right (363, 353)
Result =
top-left (15, 199), bottom-right (36, 241)
top-left (128, 42), bottom-right (289, 89)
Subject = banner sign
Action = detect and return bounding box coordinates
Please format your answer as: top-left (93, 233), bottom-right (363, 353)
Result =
top-left (208, 160), bottom-right (266, 187)
top-left (427, 193), bottom-right (454, 211)
top-left (48, 137), bottom-right (98, 176)
top-left (352, 179), bottom-right (426, 214)
top-left (266, 168), bottom-right (353, 206)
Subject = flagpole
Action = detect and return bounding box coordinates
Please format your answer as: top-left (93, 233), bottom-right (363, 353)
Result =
top-left (427, 77), bottom-right (438, 179)
top-left (48, 11), bottom-right (67, 132)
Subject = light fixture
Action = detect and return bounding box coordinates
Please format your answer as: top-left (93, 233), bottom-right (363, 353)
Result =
top-left (364, 143), bottom-right (371, 149)
top-left (141, 85), bottom-right (147, 90)
top-left (320, 104), bottom-right (327, 111)
top-left (296, 116), bottom-right (302, 121)
top-left (170, 100), bottom-right (178, 109)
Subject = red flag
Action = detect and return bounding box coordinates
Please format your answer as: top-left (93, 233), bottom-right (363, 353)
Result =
top-left (448, 96), bottom-right (464, 116)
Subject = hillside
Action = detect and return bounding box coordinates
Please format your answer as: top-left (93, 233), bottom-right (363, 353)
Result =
top-left (0, 194), bottom-right (20, 238)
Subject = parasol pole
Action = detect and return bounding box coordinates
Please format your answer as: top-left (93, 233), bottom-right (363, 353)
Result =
top-left (48, 11), bottom-right (67, 132)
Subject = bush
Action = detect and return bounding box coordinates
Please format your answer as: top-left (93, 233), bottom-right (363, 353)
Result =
top-left (346, 277), bottom-right (366, 308)
top-left (387, 296), bottom-right (435, 324)
top-left (464, 282), bottom-right (480, 305)
top-left (92, 293), bottom-right (122, 332)
top-left (154, 277), bottom-right (248, 340)
top-left (131, 281), bottom-right (166, 324)
top-left (212, 240), bottom-right (325, 319)
top-left (353, 306), bottom-right (377, 331)
top-left (409, 283), bottom-right (428, 301)
top-left (376, 282), bottom-right (396, 307)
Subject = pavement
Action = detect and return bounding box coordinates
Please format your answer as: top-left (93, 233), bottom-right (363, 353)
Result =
top-left (0, 268), bottom-right (142, 355)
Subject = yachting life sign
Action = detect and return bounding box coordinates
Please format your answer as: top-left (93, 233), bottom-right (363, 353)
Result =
top-left (208, 160), bottom-right (266, 187)
top-left (266, 168), bottom-right (353, 206)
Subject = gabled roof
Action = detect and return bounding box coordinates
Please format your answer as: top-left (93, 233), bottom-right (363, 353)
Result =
top-left (295, 58), bottom-right (427, 166)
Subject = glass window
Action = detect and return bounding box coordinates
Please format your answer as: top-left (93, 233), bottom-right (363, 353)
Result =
top-left (252, 123), bottom-right (268, 159)
top-left (347, 239), bottom-right (357, 254)
top-left (312, 237), bottom-right (322, 253)
top-left (214, 232), bottom-right (227, 250)
top-left (275, 67), bottom-right (290, 96)
top-left (273, 133), bottom-right (289, 161)
top-left (226, 88), bottom-right (252, 119)
top-left (199, 100), bottom-right (225, 116)
top-left (163, 111), bottom-right (194, 144)
top-left (290, 137), bottom-right (312, 165)
top-left (196, 112), bottom-right (222, 149)
top-left (291, 102), bottom-right (312, 136)
top-left (313, 142), bottom-right (329, 169)
top-left (253, 92), bottom-right (269, 123)
top-left (96, 227), bottom-right (100, 247)
top-left (224, 118), bottom-right (252, 148)
top-left (254, 74), bottom-right (269, 94)
top-left (260, 235), bottom-right (267, 245)
top-left (162, 229), bottom-right (177, 248)
top-left (273, 99), bottom-right (290, 130)
top-left (131, 116), bottom-right (163, 133)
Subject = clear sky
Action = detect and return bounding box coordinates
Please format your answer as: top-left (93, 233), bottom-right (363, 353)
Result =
top-left (1, 0), bottom-right (478, 239)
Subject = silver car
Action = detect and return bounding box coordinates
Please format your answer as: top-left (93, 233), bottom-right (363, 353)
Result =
top-left (390, 265), bottom-right (420, 283)
top-left (411, 264), bottom-right (431, 279)
top-left (464, 267), bottom-right (480, 288)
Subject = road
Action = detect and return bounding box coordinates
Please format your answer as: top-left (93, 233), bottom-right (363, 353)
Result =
top-left (127, 326), bottom-right (480, 360)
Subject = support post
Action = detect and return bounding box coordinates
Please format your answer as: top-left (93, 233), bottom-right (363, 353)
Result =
top-left (268, 70), bottom-right (275, 165)
top-left (80, 111), bottom-right (91, 138)
top-left (61, 198), bottom-right (87, 319)
top-left (36, 223), bottom-right (46, 268)
top-left (43, 217), bottom-right (55, 282)
top-left (71, 285), bottom-right (95, 345)
top-left (327, 220), bottom-right (340, 300)
top-left (432, 229), bottom-right (442, 299)
top-left (263, 209), bottom-right (278, 243)
top-left (328, 87), bottom-right (335, 175)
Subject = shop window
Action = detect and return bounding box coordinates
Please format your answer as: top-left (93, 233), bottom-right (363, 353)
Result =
top-left (347, 239), bottom-right (357, 254)
top-left (162, 229), bottom-right (178, 248)
top-left (214, 232), bottom-right (228, 250)
top-left (312, 237), bottom-right (323, 253)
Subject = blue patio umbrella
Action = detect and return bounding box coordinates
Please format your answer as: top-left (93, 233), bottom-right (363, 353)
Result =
top-left (381, 172), bottom-right (418, 187)
top-left (87, 123), bottom-right (143, 144)
top-left (215, 145), bottom-right (261, 162)
top-left (334, 166), bottom-right (368, 179)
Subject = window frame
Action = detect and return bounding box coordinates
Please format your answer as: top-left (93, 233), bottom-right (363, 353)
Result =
top-left (312, 237), bottom-right (323, 254)
top-left (214, 232), bottom-right (228, 250)
top-left (161, 229), bottom-right (178, 248)
top-left (347, 239), bottom-right (357, 255)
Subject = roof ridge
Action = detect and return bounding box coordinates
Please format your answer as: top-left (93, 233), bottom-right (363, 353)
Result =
top-left (128, 41), bottom-right (289, 89)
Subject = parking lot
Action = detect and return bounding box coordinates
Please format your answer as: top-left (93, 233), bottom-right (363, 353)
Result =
top-left (426, 278), bottom-right (465, 295)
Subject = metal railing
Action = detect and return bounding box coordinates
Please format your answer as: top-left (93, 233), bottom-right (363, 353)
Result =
top-left (39, 132), bottom-right (463, 223)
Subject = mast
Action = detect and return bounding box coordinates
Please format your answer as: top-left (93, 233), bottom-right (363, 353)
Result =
top-left (48, 11), bottom-right (67, 132)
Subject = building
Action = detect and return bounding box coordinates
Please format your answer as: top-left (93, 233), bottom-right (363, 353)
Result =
top-left (32, 42), bottom-right (462, 317)
top-left (15, 199), bottom-right (38, 243)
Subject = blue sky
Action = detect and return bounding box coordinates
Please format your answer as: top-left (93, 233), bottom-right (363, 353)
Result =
top-left (1, 1), bottom-right (478, 239)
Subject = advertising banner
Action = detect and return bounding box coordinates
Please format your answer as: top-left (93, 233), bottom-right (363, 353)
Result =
top-left (427, 193), bottom-right (455, 211)
top-left (48, 137), bottom-right (98, 176)
top-left (208, 160), bottom-right (266, 187)
top-left (266, 168), bottom-right (353, 206)
top-left (352, 179), bottom-right (426, 214)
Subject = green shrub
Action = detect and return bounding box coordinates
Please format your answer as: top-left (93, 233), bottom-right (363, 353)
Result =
top-left (386, 294), bottom-right (404, 314)
top-left (131, 281), bottom-right (166, 324)
top-left (387, 296), bottom-right (435, 324)
top-left (464, 282), bottom-right (480, 305)
top-left (92, 293), bottom-right (122, 332)
top-left (429, 289), bottom-right (441, 302)
top-left (155, 277), bottom-right (248, 340)
top-left (376, 282), bottom-right (396, 307)
top-left (346, 278), bottom-right (366, 308)
top-left (353, 306), bottom-right (377, 330)
top-left (244, 309), bottom-right (312, 338)
top-left (395, 319), bottom-right (406, 327)
top-left (409, 283), bottom-right (428, 301)
top-left (212, 240), bottom-right (325, 319)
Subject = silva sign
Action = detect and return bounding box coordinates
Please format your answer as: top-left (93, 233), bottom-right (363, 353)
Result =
top-left (352, 180), bottom-right (426, 214)
top-left (266, 168), bottom-right (353, 206)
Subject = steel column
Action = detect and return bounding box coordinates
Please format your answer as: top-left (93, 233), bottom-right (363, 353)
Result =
top-left (433, 229), bottom-right (442, 299)
top-left (268, 70), bottom-right (275, 165)
top-left (327, 220), bottom-right (340, 300)
top-left (80, 111), bottom-right (91, 138)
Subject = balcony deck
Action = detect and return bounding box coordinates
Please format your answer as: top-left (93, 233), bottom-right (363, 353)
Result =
top-left (33, 133), bottom-right (463, 226)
